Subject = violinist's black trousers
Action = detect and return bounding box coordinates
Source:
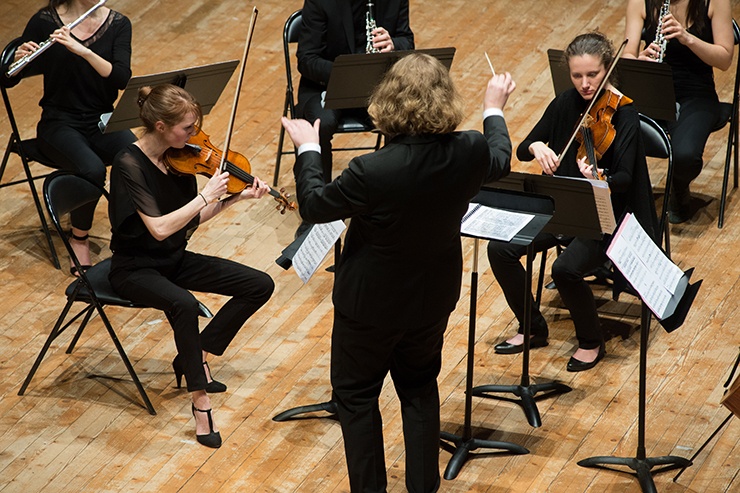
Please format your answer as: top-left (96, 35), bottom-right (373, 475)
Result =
top-left (110, 250), bottom-right (274, 391)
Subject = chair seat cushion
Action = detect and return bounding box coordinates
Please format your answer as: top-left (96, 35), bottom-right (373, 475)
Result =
top-left (337, 115), bottom-right (374, 133)
top-left (12, 138), bottom-right (60, 169)
top-left (66, 258), bottom-right (140, 307)
top-left (713, 102), bottom-right (733, 133)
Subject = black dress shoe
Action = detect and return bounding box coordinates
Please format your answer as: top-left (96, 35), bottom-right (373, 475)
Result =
top-left (494, 335), bottom-right (549, 354)
top-left (567, 344), bottom-right (606, 372)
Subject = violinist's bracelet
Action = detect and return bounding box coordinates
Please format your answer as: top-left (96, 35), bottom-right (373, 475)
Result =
top-left (198, 193), bottom-right (208, 206)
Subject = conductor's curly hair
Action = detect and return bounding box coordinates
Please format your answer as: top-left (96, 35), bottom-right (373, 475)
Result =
top-left (368, 53), bottom-right (464, 138)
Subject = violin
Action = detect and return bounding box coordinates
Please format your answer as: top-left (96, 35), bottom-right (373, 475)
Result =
top-left (164, 128), bottom-right (297, 213)
top-left (558, 38), bottom-right (629, 179)
top-left (575, 89), bottom-right (632, 180)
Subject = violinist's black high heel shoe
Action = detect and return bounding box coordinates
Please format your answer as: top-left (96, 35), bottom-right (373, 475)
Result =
top-left (191, 404), bottom-right (222, 448)
top-left (172, 355), bottom-right (227, 393)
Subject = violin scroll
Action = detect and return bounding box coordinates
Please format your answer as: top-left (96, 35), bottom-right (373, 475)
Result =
top-left (274, 188), bottom-right (297, 214)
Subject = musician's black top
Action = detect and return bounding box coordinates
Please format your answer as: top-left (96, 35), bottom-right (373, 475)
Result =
top-left (109, 144), bottom-right (199, 257)
top-left (643, 0), bottom-right (716, 99)
top-left (517, 88), bottom-right (659, 240)
top-left (14, 7), bottom-right (132, 116)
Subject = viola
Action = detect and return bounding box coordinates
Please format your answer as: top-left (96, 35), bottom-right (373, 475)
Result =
top-left (163, 128), bottom-right (297, 213)
top-left (575, 89), bottom-right (632, 180)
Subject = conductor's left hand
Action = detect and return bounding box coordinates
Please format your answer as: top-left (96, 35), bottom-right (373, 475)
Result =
top-left (281, 117), bottom-right (320, 148)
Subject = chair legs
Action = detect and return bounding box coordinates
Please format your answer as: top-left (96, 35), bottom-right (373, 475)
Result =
top-left (18, 298), bottom-right (157, 415)
top-left (718, 106), bottom-right (739, 229)
top-left (0, 135), bottom-right (60, 268)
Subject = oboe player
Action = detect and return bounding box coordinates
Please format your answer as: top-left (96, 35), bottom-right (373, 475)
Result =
top-left (1, 0), bottom-right (136, 275)
top-left (624, 0), bottom-right (733, 223)
top-left (293, 0), bottom-right (414, 237)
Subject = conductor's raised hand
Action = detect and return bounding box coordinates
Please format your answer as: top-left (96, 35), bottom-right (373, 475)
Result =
top-left (484, 72), bottom-right (516, 111)
top-left (281, 117), bottom-right (320, 148)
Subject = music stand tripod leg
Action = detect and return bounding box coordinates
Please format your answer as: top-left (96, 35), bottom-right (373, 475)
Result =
top-left (272, 400), bottom-right (338, 422)
top-left (578, 303), bottom-right (691, 492)
top-left (440, 239), bottom-right (528, 480)
top-left (472, 243), bottom-right (571, 427)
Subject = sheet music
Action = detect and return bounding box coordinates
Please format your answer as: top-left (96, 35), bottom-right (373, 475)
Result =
top-left (292, 220), bottom-right (346, 283)
top-left (607, 212), bottom-right (686, 319)
top-left (461, 204), bottom-right (535, 242)
top-left (590, 179), bottom-right (617, 234)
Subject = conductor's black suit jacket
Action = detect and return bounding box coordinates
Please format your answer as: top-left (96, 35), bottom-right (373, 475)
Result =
top-left (294, 116), bottom-right (511, 329)
top-left (296, 0), bottom-right (414, 106)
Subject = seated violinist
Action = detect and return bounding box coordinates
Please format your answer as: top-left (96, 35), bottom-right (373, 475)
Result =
top-left (108, 84), bottom-right (275, 448)
top-left (487, 32), bottom-right (659, 372)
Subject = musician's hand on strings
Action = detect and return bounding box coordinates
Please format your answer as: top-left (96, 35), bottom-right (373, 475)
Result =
top-left (281, 117), bottom-right (320, 148)
top-left (530, 141), bottom-right (560, 175)
top-left (484, 72), bottom-right (516, 111)
top-left (240, 176), bottom-right (270, 201)
top-left (13, 41), bottom-right (40, 63)
top-left (201, 168), bottom-right (230, 204)
top-left (372, 27), bottom-right (394, 52)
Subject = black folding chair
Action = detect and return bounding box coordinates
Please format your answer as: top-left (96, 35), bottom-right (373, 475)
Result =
top-left (18, 171), bottom-right (212, 415)
top-left (0, 37), bottom-right (61, 267)
top-left (273, 9), bottom-right (382, 187)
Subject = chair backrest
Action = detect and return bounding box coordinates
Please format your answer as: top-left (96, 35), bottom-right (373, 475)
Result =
top-left (639, 113), bottom-right (671, 160)
top-left (43, 171), bottom-right (107, 273)
top-left (282, 10), bottom-right (303, 117)
top-left (0, 37), bottom-right (24, 88)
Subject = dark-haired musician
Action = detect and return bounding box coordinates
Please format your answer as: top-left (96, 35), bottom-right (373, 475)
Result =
top-left (294, 0), bottom-right (414, 236)
top-left (2, 0), bottom-right (136, 274)
top-left (624, 0), bottom-right (733, 223)
top-left (488, 32), bottom-right (659, 372)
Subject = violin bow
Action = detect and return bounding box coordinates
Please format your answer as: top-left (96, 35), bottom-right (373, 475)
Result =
top-left (219, 6), bottom-right (258, 173)
top-left (557, 38), bottom-right (628, 163)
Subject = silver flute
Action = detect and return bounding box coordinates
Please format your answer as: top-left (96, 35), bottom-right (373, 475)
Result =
top-left (654, 0), bottom-right (670, 63)
top-left (365, 1), bottom-right (380, 54)
top-left (7, 0), bottom-right (107, 77)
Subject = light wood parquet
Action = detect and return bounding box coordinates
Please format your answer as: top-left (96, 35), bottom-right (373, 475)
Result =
top-left (0, 1), bottom-right (739, 492)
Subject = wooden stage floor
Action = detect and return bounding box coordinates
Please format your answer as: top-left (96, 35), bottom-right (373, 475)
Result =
top-left (0, 0), bottom-right (738, 491)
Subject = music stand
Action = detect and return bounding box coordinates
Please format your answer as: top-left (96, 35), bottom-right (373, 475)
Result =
top-left (440, 188), bottom-right (557, 480)
top-left (577, 214), bottom-right (702, 493)
top-left (547, 49), bottom-right (676, 122)
top-left (470, 172), bottom-right (612, 427)
top-left (99, 60), bottom-right (239, 133)
top-left (324, 47), bottom-right (455, 110)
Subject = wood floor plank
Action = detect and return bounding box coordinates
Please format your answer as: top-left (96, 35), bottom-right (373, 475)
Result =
top-left (1, 0), bottom-right (739, 492)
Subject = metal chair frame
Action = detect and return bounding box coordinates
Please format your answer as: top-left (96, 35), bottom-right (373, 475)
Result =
top-left (273, 9), bottom-right (382, 187)
top-left (18, 171), bottom-right (211, 415)
top-left (0, 37), bottom-right (60, 267)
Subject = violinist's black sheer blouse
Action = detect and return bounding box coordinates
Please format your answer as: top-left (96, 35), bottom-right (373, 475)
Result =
top-left (109, 144), bottom-right (199, 256)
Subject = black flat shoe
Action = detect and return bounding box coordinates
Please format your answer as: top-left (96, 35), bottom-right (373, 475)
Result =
top-left (494, 335), bottom-right (549, 354)
top-left (173, 355), bottom-right (228, 393)
top-left (191, 404), bottom-right (222, 448)
top-left (567, 344), bottom-right (606, 372)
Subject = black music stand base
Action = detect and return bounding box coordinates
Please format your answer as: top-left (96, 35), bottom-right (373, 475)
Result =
top-left (471, 243), bottom-right (571, 428)
top-left (471, 381), bottom-right (572, 428)
top-left (577, 455), bottom-right (690, 493)
top-left (439, 431), bottom-right (528, 480)
top-left (272, 400), bottom-right (338, 422)
top-left (577, 303), bottom-right (692, 493)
